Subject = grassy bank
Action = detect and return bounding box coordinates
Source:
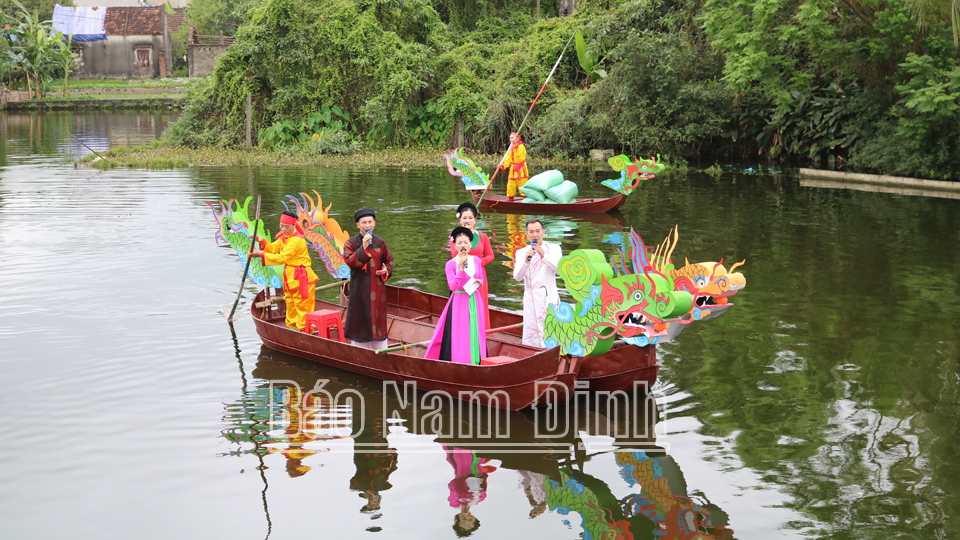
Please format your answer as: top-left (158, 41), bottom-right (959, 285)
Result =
top-left (76, 142), bottom-right (592, 170)
top-left (8, 99), bottom-right (182, 111)
top-left (49, 77), bottom-right (203, 91)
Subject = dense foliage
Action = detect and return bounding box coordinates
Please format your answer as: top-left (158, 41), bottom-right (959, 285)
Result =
top-left (0, 0), bottom-right (71, 23)
top-left (167, 0), bottom-right (960, 178)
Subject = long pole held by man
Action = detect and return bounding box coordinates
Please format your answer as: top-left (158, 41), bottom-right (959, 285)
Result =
top-left (227, 194), bottom-right (261, 322)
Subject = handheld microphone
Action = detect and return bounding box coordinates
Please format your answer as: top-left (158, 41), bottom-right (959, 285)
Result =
top-left (364, 229), bottom-right (371, 236)
top-left (461, 247), bottom-right (468, 269)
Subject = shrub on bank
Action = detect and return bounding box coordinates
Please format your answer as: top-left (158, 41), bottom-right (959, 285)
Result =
top-left (164, 0), bottom-right (960, 179)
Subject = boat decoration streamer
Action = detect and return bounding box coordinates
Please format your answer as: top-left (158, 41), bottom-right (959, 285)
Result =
top-left (207, 197), bottom-right (284, 289)
top-left (281, 191), bottom-right (351, 279)
top-left (601, 154), bottom-right (666, 196)
top-left (543, 226), bottom-right (746, 356)
top-left (442, 147), bottom-right (490, 190)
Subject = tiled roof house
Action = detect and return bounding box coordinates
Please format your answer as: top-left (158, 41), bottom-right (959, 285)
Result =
top-left (103, 6), bottom-right (164, 35)
top-left (73, 6), bottom-right (172, 79)
top-left (167, 9), bottom-right (188, 35)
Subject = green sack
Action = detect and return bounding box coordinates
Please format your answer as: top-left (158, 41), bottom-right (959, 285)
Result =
top-left (524, 170), bottom-right (565, 192)
top-left (519, 184), bottom-right (546, 202)
top-left (545, 180), bottom-right (579, 204)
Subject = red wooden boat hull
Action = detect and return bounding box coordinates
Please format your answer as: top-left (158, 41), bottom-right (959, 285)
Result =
top-left (251, 290), bottom-right (579, 410)
top-left (379, 285), bottom-right (658, 393)
top-left (472, 191), bottom-right (628, 214)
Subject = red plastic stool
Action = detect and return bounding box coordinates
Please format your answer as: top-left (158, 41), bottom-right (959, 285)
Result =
top-left (480, 356), bottom-right (520, 366)
top-left (305, 309), bottom-right (346, 342)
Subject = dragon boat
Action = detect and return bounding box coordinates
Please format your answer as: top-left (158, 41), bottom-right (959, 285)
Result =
top-left (251, 287), bottom-right (580, 411)
top-left (210, 191), bottom-right (746, 410)
top-left (445, 149), bottom-right (665, 214)
top-left (471, 191), bottom-right (628, 214)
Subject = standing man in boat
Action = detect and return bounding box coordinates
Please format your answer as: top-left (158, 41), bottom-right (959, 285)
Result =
top-left (250, 210), bottom-right (319, 332)
top-left (343, 207), bottom-right (394, 349)
top-left (500, 132), bottom-right (529, 200)
top-left (512, 219), bottom-right (561, 347)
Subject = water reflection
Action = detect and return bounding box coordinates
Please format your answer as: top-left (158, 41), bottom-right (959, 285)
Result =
top-left (0, 110), bottom-right (177, 164)
top-left (223, 347), bottom-right (733, 538)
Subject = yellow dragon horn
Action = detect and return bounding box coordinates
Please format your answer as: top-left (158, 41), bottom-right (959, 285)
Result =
top-left (301, 191), bottom-right (315, 213)
top-left (729, 259), bottom-right (746, 273)
top-left (662, 225), bottom-right (678, 273)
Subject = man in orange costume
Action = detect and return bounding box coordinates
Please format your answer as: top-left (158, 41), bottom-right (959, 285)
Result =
top-left (500, 132), bottom-right (529, 199)
top-left (251, 210), bottom-right (319, 331)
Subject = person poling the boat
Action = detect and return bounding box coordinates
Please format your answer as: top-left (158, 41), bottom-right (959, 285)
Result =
top-left (513, 219), bottom-right (561, 347)
top-left (425, 227), bottom-right (487, 364)
top-left (249, 210), bottom-right (319, 332)
top-left (500, 132), bottom-right (529, 200)
top-left (343, 207), bottom-right (394, 350)
top-left (447, 202), bottom-right (494, 328)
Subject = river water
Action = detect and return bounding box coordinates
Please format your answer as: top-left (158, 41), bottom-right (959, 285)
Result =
top-left (1, 110), bottom-right (958, 539)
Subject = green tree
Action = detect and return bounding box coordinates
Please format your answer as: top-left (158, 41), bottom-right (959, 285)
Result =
top-left (0, 0), bottom-right (72, 24)
top-left (185, 0), bottom-right (254, 36)
top-left (2, 0), bottom-right (79, 99)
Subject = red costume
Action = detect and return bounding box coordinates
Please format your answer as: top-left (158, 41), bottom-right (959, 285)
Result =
top-left (343, 233), bottom-right (394, 343)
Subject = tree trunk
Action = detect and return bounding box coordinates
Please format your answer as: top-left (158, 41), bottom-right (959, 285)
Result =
top-left (25, 71), bottom-right (32, 100)
top-left (63, 73), bottom-right (70, 97)
top-left (33, 73), bottom-right (41, 100)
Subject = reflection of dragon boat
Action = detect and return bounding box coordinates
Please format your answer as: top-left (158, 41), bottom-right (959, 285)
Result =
top-left (224, 350), bottom-right (733, 539)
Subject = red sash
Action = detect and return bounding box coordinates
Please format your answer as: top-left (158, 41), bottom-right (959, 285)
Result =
top-left (275, 232), bottom-right (312, 299)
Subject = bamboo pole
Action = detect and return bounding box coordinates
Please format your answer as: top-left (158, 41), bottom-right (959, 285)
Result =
top-left (375, 322), bottom-right (523, 355)
top-left (475, 32), bottom-right (577, 206)
top-left (253, 280), bottom-right (349, 308)
top-left (227, 194), bottom-right (261, 322)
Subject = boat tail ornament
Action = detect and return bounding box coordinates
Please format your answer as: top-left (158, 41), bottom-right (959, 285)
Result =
top-left (442, 147), bottom-right (490, 190)
top-left (544, 226), bottom-right (746, 356)
top-left (207, 196), bottom-right (284, 289)
top-left (282, 191), bottom-right (351, 279)
top-left (601, 154), bottom-right (665, 196)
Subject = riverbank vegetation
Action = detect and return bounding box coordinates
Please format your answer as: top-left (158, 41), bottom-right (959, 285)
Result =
top-left (164, 0), bottom-right (960, 179)
top-left (76, 141), bottom-right (592, 170)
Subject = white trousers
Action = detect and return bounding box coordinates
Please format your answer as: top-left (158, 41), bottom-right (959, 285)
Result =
top-left (351, 338), bottom-right (388, 350)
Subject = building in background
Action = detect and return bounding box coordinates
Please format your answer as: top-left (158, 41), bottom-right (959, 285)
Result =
top-left (66, 6), bottom-right (172, 79)
top-left (187, 26), bottom-right (234, 77)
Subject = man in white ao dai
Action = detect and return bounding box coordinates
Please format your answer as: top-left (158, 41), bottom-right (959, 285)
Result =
top-left (512, 219), bottom-right (562, 347)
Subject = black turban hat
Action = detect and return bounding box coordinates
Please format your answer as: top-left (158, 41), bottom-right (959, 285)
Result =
top-left (451, 226), bottom-right (474, 243)
top-left (354, 207), bottom-right (376, 222)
